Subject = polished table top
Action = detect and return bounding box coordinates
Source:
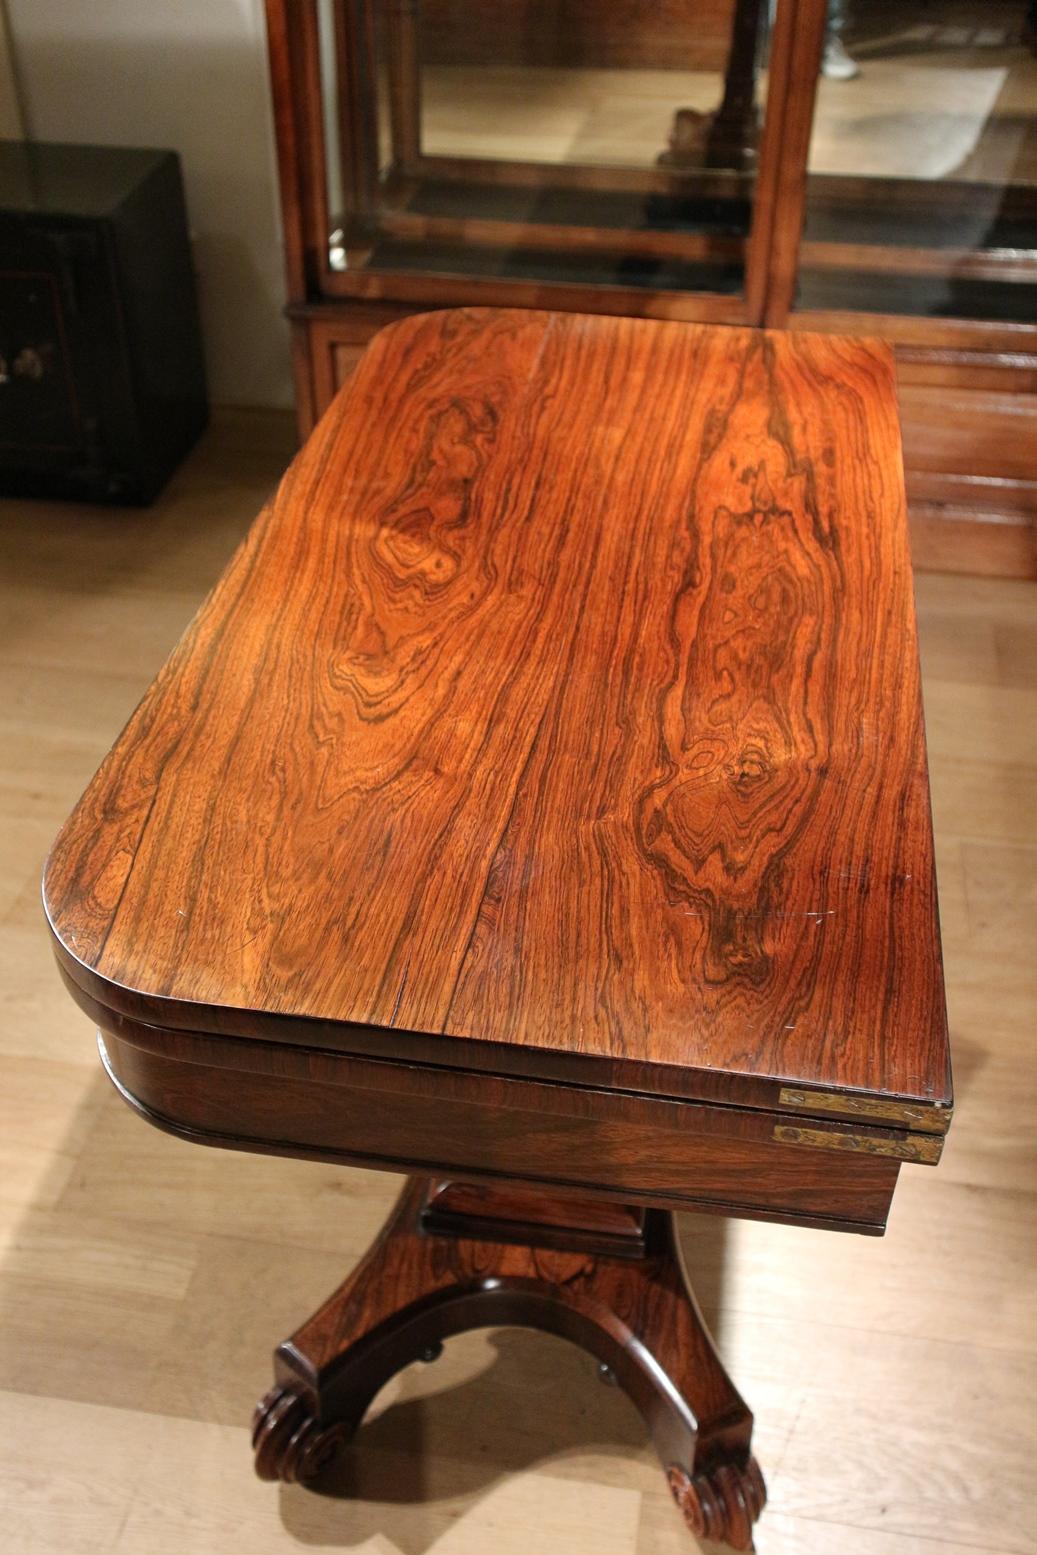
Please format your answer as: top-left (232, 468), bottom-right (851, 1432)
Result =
top-left (45, 309), bottom-right (951, 1166)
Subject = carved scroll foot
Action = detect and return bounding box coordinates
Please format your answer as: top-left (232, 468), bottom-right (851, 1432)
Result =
top-left (252, 1384), bottom-right (352, 1483)
top-left (252, 1176), bottom-right (766, 1551)
top-left (668, 1458), bottom-right (767, 1552)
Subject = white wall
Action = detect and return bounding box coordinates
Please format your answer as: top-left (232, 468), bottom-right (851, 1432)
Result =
top-left (6, 0), bottom-right (292, 407)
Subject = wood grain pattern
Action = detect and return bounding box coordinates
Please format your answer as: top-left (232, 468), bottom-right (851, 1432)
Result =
top-left (92, 1018), bottom-right (904, 1233)
top-left (420, 1180), bottom-right (650, 1255)
top-left (262, 0), bottom-right (1037, 578)
top-left (299, 308), bottom-right (1037, 584)
top-left (5, 431), bottom-right (1031, 1555)
top-left (44, 308), bottom-right (950, 1124)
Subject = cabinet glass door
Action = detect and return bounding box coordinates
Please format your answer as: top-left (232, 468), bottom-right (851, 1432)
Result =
top-left (794, 2), bottom-right (1037, 325)
top-left (317, 0), bottom-right (796, 316)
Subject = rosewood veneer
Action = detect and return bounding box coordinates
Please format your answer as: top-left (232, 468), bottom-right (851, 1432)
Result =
top-left (44, 309), bottom-right (951, 1550)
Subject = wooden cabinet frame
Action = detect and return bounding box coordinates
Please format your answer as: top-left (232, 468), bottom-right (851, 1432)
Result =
top-left (269, 0), bottom-right (829, 326)
top-left (265, 0), bottom-right (1037, 576)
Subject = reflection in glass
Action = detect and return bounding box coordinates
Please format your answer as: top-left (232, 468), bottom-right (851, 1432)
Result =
top-left (321, 0), bottom-right (774, 296)
top-left (800, 2), bottom-right (1037, 321)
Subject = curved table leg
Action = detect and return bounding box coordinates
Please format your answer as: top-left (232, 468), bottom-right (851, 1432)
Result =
top-left (252, 1176), bottom-right (766, 1552)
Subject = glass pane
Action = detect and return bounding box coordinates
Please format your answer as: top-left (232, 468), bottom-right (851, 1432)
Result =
top-left (799, 2), bottom-right (1037, 321)
top-left (324, 0), bottom-right (775, 297)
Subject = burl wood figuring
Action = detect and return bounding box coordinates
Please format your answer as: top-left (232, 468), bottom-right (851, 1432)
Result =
top-left (44, 309), bottom-right (951, 1550)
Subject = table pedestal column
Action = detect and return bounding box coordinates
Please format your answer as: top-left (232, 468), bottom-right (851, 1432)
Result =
top-left (253, 1176), bottom-right (766, 1551)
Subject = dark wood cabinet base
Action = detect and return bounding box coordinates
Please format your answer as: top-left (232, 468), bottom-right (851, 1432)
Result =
top-left (252, 1176), bottom-right (766, 1551)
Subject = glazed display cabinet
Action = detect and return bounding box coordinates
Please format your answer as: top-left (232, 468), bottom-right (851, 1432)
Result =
top-left (265, 0), bottom-right (1037, 574)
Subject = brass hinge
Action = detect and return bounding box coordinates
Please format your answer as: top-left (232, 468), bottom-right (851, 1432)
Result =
top-left (778, 1086), bottom-right (951, 1134)
top-left (774, 1122), bottom-right (943, 1165)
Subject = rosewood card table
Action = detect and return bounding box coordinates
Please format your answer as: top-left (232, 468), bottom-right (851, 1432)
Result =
top-left (44, 309), bottom-right (951, 1551)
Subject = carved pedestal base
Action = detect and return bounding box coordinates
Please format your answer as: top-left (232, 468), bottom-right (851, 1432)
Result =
top-left (252, 1177), bottom-right (766, 1551)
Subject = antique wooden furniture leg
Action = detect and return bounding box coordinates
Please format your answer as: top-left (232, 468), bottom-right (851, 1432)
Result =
top-left (47, 313), bottom-right (951, 1553)
top-left (253, 1177), bottom-right (766, 1552)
